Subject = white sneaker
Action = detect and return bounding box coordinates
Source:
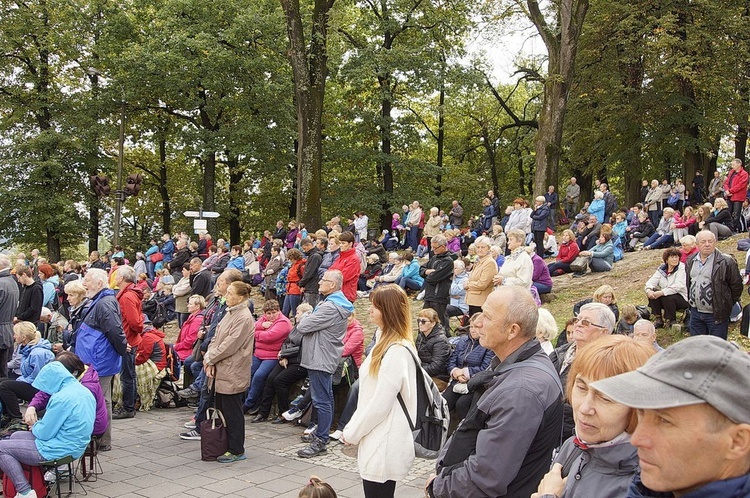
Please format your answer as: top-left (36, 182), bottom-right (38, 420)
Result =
top-left (184, 418), bottom-right (196, 429)
top-left (282, 406), bottom-right (303, 421)
top-left (303, 424), bottom-right (317, 436)
top-left (329, 429), bottom-right (343, 440)
top-left (18, 490), bottom-right (38, 498)
top-left (416, 290), bottom-right (425, 301)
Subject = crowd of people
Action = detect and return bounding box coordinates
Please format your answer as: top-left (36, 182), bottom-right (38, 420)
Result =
top-left (0, 160), bottom-right (749, 497)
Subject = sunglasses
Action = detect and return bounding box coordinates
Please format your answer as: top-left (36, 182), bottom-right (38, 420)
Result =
top-left (417, 319), bottom-right (431, 325)
top-left (574, 317), bottom-right (605, 329)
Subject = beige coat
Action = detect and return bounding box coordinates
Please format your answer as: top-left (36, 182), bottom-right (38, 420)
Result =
top-left (204, 302), bottom-right (255, 394)
top-left (423, 215), bottom-right (442, 238)
top-left (465, 255), bottom-right (498, 307)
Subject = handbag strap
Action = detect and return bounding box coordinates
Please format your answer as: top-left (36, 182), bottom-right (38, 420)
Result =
top-left (206, 407), bottom-right (226, 429)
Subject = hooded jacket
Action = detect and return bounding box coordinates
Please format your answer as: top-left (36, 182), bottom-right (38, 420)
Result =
top-left (293, 290), bottom-right (354, 374)
top-left (116, 282), bottom-right (144, 347)
top-left (77, 288), bottom-right (128, 377)
top-left (203, 302), bottom-right (255, 394)
top-left (29, 364), bottom-right (108, 437)
top-left (18, 338), bottom-right (54, 384)
top-left (136, 326), bottom-right (166, 369)
top-left (31, 362), bottom-right (96, 460)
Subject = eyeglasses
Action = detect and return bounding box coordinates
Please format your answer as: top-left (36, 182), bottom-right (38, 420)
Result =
top-left (417, 319), bottom-right (430, 325)
top-left (320, 278), bottom-right (333, 283)
top-left (574, 317), bottom-right (606, 329)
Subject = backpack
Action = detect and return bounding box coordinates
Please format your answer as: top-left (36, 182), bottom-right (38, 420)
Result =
top-left (396, 346), bottom-right (450, 459)
top-left (151, 300), bottom-right (168, 329)
top-left (2, 463), bottom-right (48, 498)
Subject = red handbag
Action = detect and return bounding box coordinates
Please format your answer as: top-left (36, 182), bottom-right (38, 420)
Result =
top-left (149, 252), bottom-right (164, 263)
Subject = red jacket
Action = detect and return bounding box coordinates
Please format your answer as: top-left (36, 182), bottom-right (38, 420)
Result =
top-left (342, 318), bottom-right (365, 368)
top-left (330, 248), bottom-right (361, 303)
top-left (723, 167), bottom-right (749, 202)
top-left (136, 327), bottom-right (167, 369)
top-left (286, 259), bottom-right (305, 296)
top-left (254, 313), bottom-right (292, 360)
top-left (117, 283), bottom-right (144, 347)
top-left (556, 240), bottom-right (580, 264)
top-left (173, 311), bottom-right (204, 361)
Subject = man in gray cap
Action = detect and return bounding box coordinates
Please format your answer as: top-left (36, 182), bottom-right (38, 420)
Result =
top-left (591, 335), bottom-right (750, 497)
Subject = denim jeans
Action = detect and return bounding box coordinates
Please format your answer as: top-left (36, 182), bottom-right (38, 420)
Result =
top-left (689, 308), bottom-right (729, 340)
top-left (396, 276), bottom-right (422, 291)
top-left (282, 294), bottom-right (302, 318)
top-left (120, 347), bottom-right (137, 412)
top-left (243, 357), bottom-right (277, 409)
top-left (0, 431), bottom-right (43, 494)
top-left (308, 369), bottom-right (333, 443)
top-left (337, 379), bottom-right (359, 428)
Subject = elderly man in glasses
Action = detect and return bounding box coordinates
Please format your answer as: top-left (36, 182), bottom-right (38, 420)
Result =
top-left (549, 302), bottom-right (616, 439)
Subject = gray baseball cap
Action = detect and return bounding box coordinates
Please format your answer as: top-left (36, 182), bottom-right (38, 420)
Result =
top-left (591, 335), bottom-right (750, 424)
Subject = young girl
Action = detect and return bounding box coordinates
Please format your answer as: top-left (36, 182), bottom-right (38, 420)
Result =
top-left (342, 285), bottom-right (418, 498)
top-left (299, 476), bottom-right (337, 498)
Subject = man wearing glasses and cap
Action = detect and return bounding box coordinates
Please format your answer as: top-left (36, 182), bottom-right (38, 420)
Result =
top-left (550, 302), bottom-right (616, 439)
top-left (592, 335), bottom-right (750, 497)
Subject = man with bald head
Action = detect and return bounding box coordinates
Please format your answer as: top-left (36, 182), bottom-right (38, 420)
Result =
top-left (426, 288), bottom-right (563, 498)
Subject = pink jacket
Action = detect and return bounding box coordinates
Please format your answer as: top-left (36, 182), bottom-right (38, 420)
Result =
top-left (254, 313), bottom-right (292, 360)
top-left (342, 319), bottom-right (365, 368)
top-left (173, 311), bottom-right (204, 361)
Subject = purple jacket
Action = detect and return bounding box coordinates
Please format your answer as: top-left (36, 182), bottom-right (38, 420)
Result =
top-left (29, 364), bottom-right (108, 436)
top-left (531, 253), bottom-right (553, 288)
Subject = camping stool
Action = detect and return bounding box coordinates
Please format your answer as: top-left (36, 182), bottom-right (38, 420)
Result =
top-left (79, 436), bottom-right (103, 482)
top-left (40, 454), bottom-right (75, 498)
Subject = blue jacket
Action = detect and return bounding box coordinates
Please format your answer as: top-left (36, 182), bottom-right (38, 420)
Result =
top-left (627, 471), bottom-right (750, 498)
top-left (401, 260), bottom-right (424, 286)
top-left (448, 335), bottom-right (494, 376)
top-left (531, 204), bottom-right (550, 232)
top-left (228, 256), bottom-right (245, 271)
top-left (76, 289), bottom-right (127, 377)
top-left (591, 240), bottom-right (615, 266)
top-left (18, 339), bottom-right (54, 384)
top-left (589, 199), bottom-right (606, 223)
top-left (160, 239), bottom-right (175, 262)
top-left (42, 277), bottom-right (58, 309)
top-left (31, 362), bottom-right (95, 460)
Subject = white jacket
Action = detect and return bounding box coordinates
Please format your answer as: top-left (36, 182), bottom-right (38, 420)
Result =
top-left (645, 262), bottom-right (688, 301)
top-left (343, 340), bottom-right (417, 483)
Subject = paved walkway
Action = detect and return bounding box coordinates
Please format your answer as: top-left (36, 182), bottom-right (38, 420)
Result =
top-left (68, 406), bottom-right (431, 498)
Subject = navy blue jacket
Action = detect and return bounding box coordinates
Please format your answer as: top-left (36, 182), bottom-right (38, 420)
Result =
top-left (448, 335), bottom-right (494, 377)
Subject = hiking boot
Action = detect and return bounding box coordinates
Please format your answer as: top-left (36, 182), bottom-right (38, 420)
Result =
top-left (217, 452), bottom-right (247, 463)
top-left (251, 414), bottom-right (267, 423)
top-left (177, 387), bottom-right (199, 399)
top-left (179, 430), bottom-right (201, 440)
top-left (112, 409), bottom-right (135, 420)
top-left (297, 437), bottom-right (327, 458)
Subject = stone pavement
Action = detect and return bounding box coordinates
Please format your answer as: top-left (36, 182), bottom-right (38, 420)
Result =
top-left (68, 406), bottom-right (432, 498)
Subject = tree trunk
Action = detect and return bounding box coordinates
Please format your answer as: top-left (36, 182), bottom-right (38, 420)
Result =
top-left (378, 73), bottom-right (395, 230)
top-left (736, 124), bottom-right (748, 165)
top-left (434, 78), bottom-right (445, 198)
top-left (280, 0), bottom-right (330, 231)
top-left (159, 137), bottom-right (171, 234)
top-left (227, 156), bottom-right (244, 246)
top-left (526, 0), bottom-right (589, 197)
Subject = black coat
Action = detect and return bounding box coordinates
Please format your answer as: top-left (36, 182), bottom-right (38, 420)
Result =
top-left (420, 251), bottom-right (455, 304)
top-left (190, 269), bottom-right (212, 298)
top-left (16, 280), bottom-right (43, 324)
top-left (416, 324), bottom-right (450, 380)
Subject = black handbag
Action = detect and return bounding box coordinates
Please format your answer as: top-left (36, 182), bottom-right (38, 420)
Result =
top-left (200, 384), bottom-right (228, 461)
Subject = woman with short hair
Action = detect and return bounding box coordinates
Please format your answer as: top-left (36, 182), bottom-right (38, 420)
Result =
top-left (644, 247), bottom-right (689, 329)
top-left (463, 236), bottom-right (498, 316)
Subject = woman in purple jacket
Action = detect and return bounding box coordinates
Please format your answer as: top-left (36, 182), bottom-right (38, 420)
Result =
top-left (24, 351), bottom-right (108, 437)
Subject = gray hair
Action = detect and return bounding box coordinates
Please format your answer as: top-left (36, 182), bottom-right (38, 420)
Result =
top-left (116, 265), bottom-right (136, 283)
top-left (507, 229), bottom-right (526, 244)
top-left (474, 236), bottom-right (492, 248)
top-left (86, 268), bottom-right (109, 289)
top-left (431, 234), bottom-right (447, 247)
top-left (633, 319), bottom-right (656, 337)
top-left (324, 269), bottom-right (343, 290)
top-left (580, 302), bottom-right (616, 333)
top-left (536, 308), bottom-right (558, 342)
top-left (491, 287), bottom-right (538, 339)
top-left (453, 259), bottom-right (466, 272)
top-left (0, 254), bottom-right (10, 271)
top-left (594, 190), bottom-right (604, 200)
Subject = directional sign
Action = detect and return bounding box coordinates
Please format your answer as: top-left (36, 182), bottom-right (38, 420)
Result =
top-left (184, 210), bottom-right (220, 219)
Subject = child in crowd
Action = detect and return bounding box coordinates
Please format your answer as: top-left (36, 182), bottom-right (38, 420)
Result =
top-left (299, 476), bottom-right (337, 498)
top-left (616, 304), bottom-right (639, 335)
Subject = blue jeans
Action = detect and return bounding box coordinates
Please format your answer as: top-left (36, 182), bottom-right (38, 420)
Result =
top-left (243, 357), bottom-right (277, 409)
top-left (689, 308), bottom-right (729, 340)
top-left (396, 276), bottom-right (422, 291)
top-left (533, 281), bottom-right (552, 294)
top-left (644, 233), bottom-right (673, 249)
top-left (0, 431), bottom-right (43, 494)
top-left (120, 347), bottom-right (137, 412)
top-left (337, 380), bottom-right (359, 428)
top-left (282, 294), bottom-right (302, 318)
top-left (308, 370), bottom-right (333, 443)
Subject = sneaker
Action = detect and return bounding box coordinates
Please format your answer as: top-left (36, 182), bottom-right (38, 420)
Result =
top-left (282, 407), bottom-right (303, 421)
top-left (98, 444), bottom-right (112, 452)
top-left (297, 437), bottom-right (327, 458)
top-left (177, 387), bottom-right (199, 399)
top-left (217, 452), bottom-right (247, 463)
top-left (179, 430), bottom-right (201, 441)
top-left (184, 418), bottom-right (196, 429)
top-left (416, 290), bottom-right (425, 301)
top-left (44, 468), bottom-right (69, 483)
top-left (17, 490), bottom-right (37, 498)
top-left (303, 423), bottom-right (317, 436)
top-left (112, 409), bottom-right (135, 420)
top-left (329, 429), bottom-right (343, 440)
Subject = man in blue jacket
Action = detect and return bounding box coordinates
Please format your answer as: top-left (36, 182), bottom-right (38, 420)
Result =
top-left (592, 336), bottom-right (750, 498)
top-left (79, 268), bottom-right (127, 452)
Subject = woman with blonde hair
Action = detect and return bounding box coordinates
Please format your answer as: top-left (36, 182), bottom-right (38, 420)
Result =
top-left (534, 335), bottom-right (654, 498)
top-left (702, 197), bottom-right (735, 239)
top-left (573, 284), bottom-right (620, 321)
top-left (493, 228), bottom-right (533, 289)
top-left (342, 285), bottom-right (418, 498)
